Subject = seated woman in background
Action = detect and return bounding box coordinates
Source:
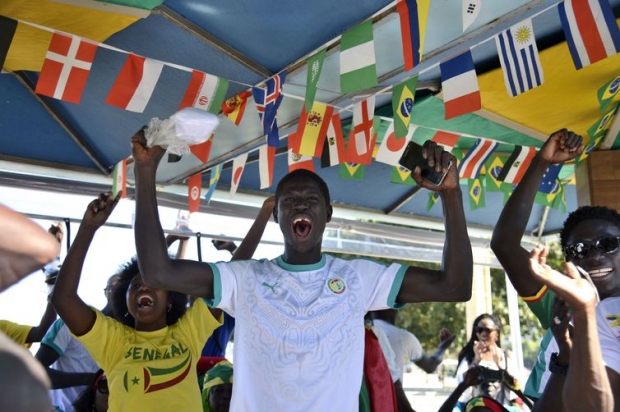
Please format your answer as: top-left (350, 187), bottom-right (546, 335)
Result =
top-left (51, 193), bottom-right (221, 412)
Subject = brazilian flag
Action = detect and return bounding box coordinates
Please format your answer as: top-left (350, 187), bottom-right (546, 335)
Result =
top-left (391, 165), bottom-right (417, 186)
top-left (468, 178), bottom-right (485, 210)
top-left (392, 76), bottom-right (418, 138)
top-left (426, 191), bottom-right (440, 211)
top-left (339, 162), bottom-right (365, 180)
top-left (485, 155), bottom-right (512, 193)
top-left (535, 179), bottom-right (566, 212)
top-left (598, 74), bottom-right (620, 113)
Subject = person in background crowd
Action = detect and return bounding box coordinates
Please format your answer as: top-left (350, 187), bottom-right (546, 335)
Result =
top-left (72, 369), bottom-right (109, 412)
top-left (202, 359), bottom-right (233, 412)
top-left (372, 308), bottom-right (455, 411)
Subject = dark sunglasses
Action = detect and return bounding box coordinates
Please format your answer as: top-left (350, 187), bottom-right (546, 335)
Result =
top-left (564, 236), bottom-right (620, 261)
top-left (94, 376), bottom-right (108, 395)
top-left (476, 326), bottom-right (497, 334)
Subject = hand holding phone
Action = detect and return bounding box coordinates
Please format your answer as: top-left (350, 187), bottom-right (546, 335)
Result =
top-left (398, 141), bottom-right (453, 186)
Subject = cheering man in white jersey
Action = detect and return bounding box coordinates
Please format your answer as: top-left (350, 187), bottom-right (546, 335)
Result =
top-left (131, 129), bottom-right (473, 412)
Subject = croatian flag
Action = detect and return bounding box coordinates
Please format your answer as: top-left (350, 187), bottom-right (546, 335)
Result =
top-left (558, 0), bottom-right (620, 69)
top-left (440, 50), bottom-right (481, 119)
top-left (458, 138), bottom-right (499, 179)
top-left (253, 71), bottom-right (287, 147)
top-left (496, 19), bottom-right (544, 97)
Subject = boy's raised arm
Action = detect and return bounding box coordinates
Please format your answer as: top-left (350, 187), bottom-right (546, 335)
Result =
top-left (490, 129), bottom-right (583, 297)
top-left (131, 129), bottom-right (215, 299)
top-left (397, 141), bottom-right (473, 303)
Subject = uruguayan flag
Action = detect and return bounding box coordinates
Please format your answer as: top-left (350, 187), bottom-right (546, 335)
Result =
top-left (495, 19), bottom-right (544, 97)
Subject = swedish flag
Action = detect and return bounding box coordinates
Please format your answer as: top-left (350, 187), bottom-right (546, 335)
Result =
top-left (391, 76), bottom-right (418, 138)
top-left (204, 164), bottom-right (222, 203)
top-left (468, 178), bottom-right (485, 210)
top-left (391, 165), bottom-right (417, 186)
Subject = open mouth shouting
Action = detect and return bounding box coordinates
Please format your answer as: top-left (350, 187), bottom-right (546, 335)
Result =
top-left (137, 294), bottom-right (155, 310)
top-left (293, 217), bottom-right (312, 238)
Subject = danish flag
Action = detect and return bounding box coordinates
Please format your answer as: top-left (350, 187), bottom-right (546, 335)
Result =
top-left (35, 32), bottom-right (98, 103)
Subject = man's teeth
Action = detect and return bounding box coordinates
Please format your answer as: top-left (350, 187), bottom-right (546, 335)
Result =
top-left (293, 218), bottom-right (310, 224)
top-left (589, 268), bottom-right (613, 278)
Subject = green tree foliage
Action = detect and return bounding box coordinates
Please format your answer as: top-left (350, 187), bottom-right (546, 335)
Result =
top-left (330, 239), bottom-right (566, 370)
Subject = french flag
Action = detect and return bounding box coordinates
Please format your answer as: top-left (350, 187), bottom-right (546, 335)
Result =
top-left (440, 50), bottom-right (481, 119)
top-left (458, 138), bottom-right (498, 179)
top-left (558, 0), bottom-right (620, 69)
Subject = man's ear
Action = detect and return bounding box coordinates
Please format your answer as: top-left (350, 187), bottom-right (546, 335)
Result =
top-left (326, 204), bottom-right (333, 223)
top-left (273, 205), bottom-right (279, 223)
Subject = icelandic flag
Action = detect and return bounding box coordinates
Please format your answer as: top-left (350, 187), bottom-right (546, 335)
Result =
top-left (458, 138), bottom-right (499, 179)
top-left (558, 0), bottom-right (620, 69)
top-left (252, 71), bottom-right (287, 147)
top-left (496, 19), bottom-right (544, 97)
top-left (440, 50), bottom-right (481, 119)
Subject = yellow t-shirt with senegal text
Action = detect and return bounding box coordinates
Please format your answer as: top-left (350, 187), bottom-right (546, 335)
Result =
top-left (75, 298), bottom-right (220, 412)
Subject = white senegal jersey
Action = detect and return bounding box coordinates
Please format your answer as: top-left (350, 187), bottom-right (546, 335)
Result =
top-left (208, 254), bottom-right (406, 412)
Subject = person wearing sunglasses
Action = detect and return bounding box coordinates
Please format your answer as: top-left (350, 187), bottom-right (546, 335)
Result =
top-left (490, 128), bottom-right (620, 408)
top-left (453, 314), bottom-right (523, 411)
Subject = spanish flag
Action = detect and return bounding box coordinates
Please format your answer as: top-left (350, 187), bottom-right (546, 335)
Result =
top-left (295, 102), bottom-right (334, 157)
top-left (221, 90), bottom-right (252, 126)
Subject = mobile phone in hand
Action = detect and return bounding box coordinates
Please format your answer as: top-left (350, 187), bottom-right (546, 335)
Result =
top-left (398, 141), bottom-right (452, 186)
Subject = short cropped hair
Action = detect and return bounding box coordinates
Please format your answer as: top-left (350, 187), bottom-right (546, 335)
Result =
top-left (275, 169), bottom-right (331, 207)
top-left (560, 206), bottom-right (620, 249)
top-left (111, 256), bottom-right (187, 327)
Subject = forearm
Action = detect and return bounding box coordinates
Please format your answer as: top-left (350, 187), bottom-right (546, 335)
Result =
top-left (46, 369), bottom-right (96, 389)
top-left (134, 166), bottom-right (172, 287)
top-left (531, 373), bottom-right (565, 412)
top-left (232, 205), bottom-right (272, 261)
top-left (415, 353), bottom-right (444, 374)
top-left (439, 188), bottom-right (472, 300)
top-left (27, 302), bottom-right (57, 343)
top-left (437, 382), bottom-right (468, 412)
top-left (492, 155), bottom-right (550, 248)
top-left (0, 204), bottom-right (59, 291)
top-left (564, 308), bottom-right (613, 412)
top-left (51, 225), bottom-right (95, 314)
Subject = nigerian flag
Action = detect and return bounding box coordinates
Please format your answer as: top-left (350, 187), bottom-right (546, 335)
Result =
top-left (339, 20), bottom-right (377, 94)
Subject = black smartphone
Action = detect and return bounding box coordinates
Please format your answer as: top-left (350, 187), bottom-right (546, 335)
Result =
top-left (398, 141), bottom-right (452, 186)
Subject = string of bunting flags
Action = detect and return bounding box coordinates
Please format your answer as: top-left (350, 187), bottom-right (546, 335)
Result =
top-left (2, 0), bottom-right (620, 215)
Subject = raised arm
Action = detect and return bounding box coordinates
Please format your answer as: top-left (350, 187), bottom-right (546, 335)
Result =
top-left (529, 244), bottom-right (613, 412)
top-left (415, 328), bottom-right (456, 373)
top-left (0, 204), bottom-right (59, 291)
top-left (25, 299), bottom-right (57, 344)
top-left (491, 130), bottom-right (583, 296)
top-left (397, 141), bottom-right (472, 303)
top-left (231, 196), bottom-right (275, 261)
top-left (131, 129), bottom-right (214, 298)
top-left (51, 193), bottom-right (120, 337)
